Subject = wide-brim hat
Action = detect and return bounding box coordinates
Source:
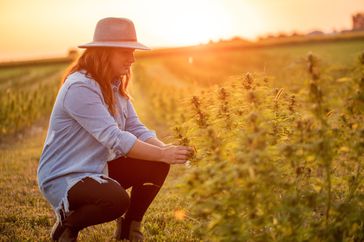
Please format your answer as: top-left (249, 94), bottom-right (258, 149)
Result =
top-left (78, 17), bottom-right (151, 50)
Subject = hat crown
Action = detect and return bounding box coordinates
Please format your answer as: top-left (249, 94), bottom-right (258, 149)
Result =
top-left (78, 17), bottom-right (150, 50)
top-left (93, 17), bottom-right (137, 42)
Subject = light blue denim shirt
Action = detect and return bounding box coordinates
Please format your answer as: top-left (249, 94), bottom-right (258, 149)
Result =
top-left (37, 70), bottom-right (156, 222)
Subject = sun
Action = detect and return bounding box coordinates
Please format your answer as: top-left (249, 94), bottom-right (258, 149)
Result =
top-left (157, 1), bottom-right (233, 46)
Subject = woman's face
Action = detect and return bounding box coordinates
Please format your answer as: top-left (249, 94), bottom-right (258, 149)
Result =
top-left (110, 48), bottom-right (135, 77)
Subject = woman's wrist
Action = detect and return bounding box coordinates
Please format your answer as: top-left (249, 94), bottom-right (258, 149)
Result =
top-left (144, 137), bottom-right (170, 148)
top-left (159, 146), bottom-right (167, 163)
top-left (126, 139), bottom-right (166, 162)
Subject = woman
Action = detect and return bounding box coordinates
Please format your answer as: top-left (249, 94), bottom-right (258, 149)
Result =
top-left (37, 17), bottom-right (194, 242)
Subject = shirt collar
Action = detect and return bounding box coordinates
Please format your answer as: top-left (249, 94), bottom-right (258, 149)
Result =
top-left (111, 79), bottom-right (121, 90)
top-left (79, 69), bottom-right (121, 90)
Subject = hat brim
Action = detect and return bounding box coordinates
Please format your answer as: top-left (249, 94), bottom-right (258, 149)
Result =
top-left (78, 41), bottom-right (151, 50)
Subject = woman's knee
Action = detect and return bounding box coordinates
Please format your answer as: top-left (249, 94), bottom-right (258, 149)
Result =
top-left (150, 162), bottom-right (170, 185)
top-left (100, 180), bottom-right (130, 217)
top-left (160, 162), bottom-right (170, 177)
top-left (113, 187), bottom-right (130, 217)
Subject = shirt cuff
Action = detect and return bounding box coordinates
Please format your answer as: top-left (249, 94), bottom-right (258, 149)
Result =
top-left (115, 132), bottom-right (138, 157)
top-left (138, 130), bottom-right (157, 142)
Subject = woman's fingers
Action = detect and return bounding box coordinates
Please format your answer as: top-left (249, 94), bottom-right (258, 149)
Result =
top-left (175, 153), bottom-right (193, 161)
top-left (176, 150), bottom-right (192, 156)
top-left (178, 146), bottom-right (193, 151)
top-left (167, 146), bottom-right (195, 164)
top-left (173, 160), bottom-right (187, 164)
top-left (171, 154), bottom-right (189, 163)
top-left (177, 147), bottom-right (194, 155)
top-left (176, 154), bottom-right (189, 160)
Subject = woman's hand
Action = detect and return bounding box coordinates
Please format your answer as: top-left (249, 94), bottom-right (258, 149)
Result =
top-left (160, 145), bottom-right (194, 164)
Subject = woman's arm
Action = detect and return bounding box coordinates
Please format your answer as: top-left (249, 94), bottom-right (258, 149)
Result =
top-left (126, 139), bottom-right (163, 160)
top-left (125, 100), bottom-right (157, 142)
top-left (63, 82), bottom-right (192, 164)
top-left (63, 82), bottom-right (162, 160)
top-left (127, 139), bottom-right (193, 164)
top-left (144, 137), bottom-right (169, 148)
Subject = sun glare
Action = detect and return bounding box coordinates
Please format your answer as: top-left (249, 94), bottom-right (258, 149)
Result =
top-left (156, 1), bottom-right (233, 46)
top-left (1, 0), bottom-right (361, 61)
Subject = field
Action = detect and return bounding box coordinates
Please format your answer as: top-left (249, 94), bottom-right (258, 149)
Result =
top-left (0, 39), bottom-right (363, 241)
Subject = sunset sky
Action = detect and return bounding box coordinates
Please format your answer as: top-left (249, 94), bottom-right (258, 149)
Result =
top-left (0, 0), bottom-right (363, 61)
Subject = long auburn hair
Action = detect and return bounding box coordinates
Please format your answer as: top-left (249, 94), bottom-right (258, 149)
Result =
top-left (61, 47), bottom-right (133, 117)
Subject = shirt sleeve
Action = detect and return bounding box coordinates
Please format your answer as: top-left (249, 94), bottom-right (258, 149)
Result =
top-left (125, 100), bottom-right (157, 142)
top-left (63, 82), bottom-right (137, 157)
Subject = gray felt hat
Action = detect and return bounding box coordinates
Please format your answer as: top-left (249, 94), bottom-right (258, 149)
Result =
top-left (78, 17), bottom-right (151, 50)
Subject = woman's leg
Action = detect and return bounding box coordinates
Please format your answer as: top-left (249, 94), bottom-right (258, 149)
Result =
top-left (108, 157), bottom-right (170, 237)
top-left (62, 176), bottom-right (130, 233)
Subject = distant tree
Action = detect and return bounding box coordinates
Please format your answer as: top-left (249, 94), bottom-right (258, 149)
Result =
top-left (231, 36), bottom-right (242, 41)
top-left (307, 30), bottom-right (324, 36)
top-left (67, 48), bottom-right (79, 60)
top-left (277, 32), bottom-right (288, 38)
top-left (291, 31), bottom-right (302, 37)
top-left (352, 12), bottom-right (364, 31)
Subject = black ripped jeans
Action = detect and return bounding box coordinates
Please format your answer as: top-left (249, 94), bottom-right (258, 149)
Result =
top-left (61, 156), bottom-right (170, 235)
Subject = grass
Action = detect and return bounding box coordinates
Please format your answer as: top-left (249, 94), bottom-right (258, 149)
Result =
top-left (0, 117), bottom-right (200, 241)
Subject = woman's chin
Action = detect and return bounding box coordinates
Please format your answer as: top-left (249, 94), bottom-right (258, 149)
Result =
top-left (115, 72), bottom-right (126, 78)
top-left (120, 70), bottom-right (128, 76)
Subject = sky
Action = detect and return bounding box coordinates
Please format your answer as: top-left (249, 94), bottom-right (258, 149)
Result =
top-left (0, 0), bottom-right (363, 61)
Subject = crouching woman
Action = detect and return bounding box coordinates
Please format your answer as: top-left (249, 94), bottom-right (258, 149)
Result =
top-left (37, 17), bottom-right (194, 242)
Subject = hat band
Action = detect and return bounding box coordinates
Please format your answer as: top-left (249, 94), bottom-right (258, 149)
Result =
top-left (96, 38), bottom-right (137, 42)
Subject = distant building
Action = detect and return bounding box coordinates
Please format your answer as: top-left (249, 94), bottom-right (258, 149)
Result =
top-left (352, 12), bottom-right (364, 31)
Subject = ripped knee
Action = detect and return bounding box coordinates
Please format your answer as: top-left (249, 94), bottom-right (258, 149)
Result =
top-left (142, 182), bottom-right (161, 188)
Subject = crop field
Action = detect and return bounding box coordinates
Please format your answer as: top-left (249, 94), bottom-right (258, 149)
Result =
top-left (0, 63), bottom-right (68, 136)
top-left (0, 40), bottom-right (363, 241)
